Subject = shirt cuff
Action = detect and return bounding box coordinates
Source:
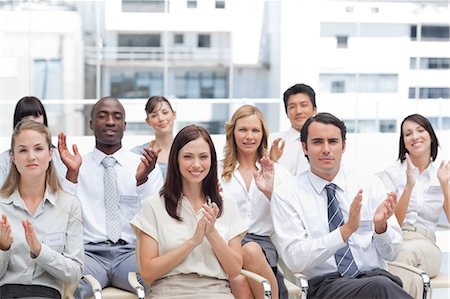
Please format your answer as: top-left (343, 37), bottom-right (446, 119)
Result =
top-left (34, 243), bottom-right (56, 265)
top-left (373, 223), bottom-right (395, 242)
top-left (324, 228), bottom-right (346, 253)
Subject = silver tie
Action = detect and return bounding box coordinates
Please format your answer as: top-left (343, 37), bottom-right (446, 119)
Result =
top-left (102, 156), bottom-right (121, 243)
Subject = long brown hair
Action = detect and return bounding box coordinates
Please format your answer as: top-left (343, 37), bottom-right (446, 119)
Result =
top-left (222, 105), bottom-right (269, 181)
top-left (398, 114), bottom-right (439, 163)
top-left (160, 124), bottom-right (222, 221)
top-left (0, 120), bottom-right (60, 197)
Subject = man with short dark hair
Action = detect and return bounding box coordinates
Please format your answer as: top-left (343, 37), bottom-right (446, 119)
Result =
top-left (59, 96), bottom-right (163, 298)
top-left (269, 83), bottom-right (317, 176)
top-left (271, 112), bottom-right (412, 299)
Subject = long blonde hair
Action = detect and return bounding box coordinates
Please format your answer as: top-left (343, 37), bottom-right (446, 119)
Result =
top-left (222, 105), bottom-right (269, 181)
top-left (0, 120), bottom-right (60, 197)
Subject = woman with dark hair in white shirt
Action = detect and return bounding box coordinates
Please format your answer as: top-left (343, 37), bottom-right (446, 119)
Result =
top-left (130, 124), bottom-right (246, 298)
top-left (0, 120), bottom-right (84, 299)
top-left (381, 113), bottom-right (450, 298)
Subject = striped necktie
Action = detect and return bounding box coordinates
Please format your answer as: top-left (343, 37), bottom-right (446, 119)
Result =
top-left (102, 156), bottom-right (121, 243)
top-left (326, 183), bottom-right (360, 278)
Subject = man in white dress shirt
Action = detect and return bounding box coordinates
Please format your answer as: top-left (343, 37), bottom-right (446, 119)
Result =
top-left (271, 112), bottom-right (412, 298)
top-left (58, 96), bottom-right (164, 298)
top-left (269, 83), bottom-right (317, 176)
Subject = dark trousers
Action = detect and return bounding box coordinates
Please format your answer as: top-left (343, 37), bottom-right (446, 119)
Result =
top-left (0, 284), bottom-right (61, 299)
top-left (307, 268), bottom-right (413, 299)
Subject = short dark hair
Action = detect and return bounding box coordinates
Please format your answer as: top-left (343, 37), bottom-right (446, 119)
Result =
top-left (301, 112), bottom-right (347, 144)
top-left (13, 96), bottom-right (48, 128)
top-left (398, 114), bottom-right (439, 162)
top-left (90, 96), bottom-right (124, 120)
top-left (283, 83), bottom-right (317, 114)
top-left (145, 96), bottom-right (174, 114)
top-left (161, 124), bottom-right (223, 221)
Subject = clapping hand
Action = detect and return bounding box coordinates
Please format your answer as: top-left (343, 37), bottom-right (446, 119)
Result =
top-left (254, 157), bottom-right (275, 199)
top-left (405, 153), bottom-right (416, 188)
top-left (136, 147), bottom-right (161, 186)
top-left (269, 138), bottom-right (285, 162)
top-left (437, 160), bottom-right (450, 186)
top-left (373, 192), bottom-right (397, 234)
top-left (22, 219), bottom-right (42, 257)
top-left (58, 133), bottom-right (82, 183)
top-left (0, 214), bottom-right (13, 251)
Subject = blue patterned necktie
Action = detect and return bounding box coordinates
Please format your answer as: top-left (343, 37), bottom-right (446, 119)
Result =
top-left (102, 156), bottom-right (121, 243)
top-left (326, 183), bottom-right (360, 278)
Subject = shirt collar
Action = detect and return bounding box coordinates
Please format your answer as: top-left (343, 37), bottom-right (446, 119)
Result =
top-left (233, 160), bottom-right (262, 171)
top-left (287, 126), bottom-right (301, 142)
top-left (92, 147), bottom-right (126, 167)
top-left (308, 168), bottom-right (346, 195)
top-left (6, 185), bottom-right (56, 208)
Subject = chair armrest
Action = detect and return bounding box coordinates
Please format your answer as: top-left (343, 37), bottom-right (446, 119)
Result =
top-left (294, 273), bottom-right (309, 298)
top-left (128, 272), bottom-right (145, 299)
top-left (81, 275), bottom-right (102, 299)
top-left (436, 223), bottom-right (450, 230)
top-left (388, 261), bottom-right (430, 299)
top-left (240, 269), bottom-right (272, 299)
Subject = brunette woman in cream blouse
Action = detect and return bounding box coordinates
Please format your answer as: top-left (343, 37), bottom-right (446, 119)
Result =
top-left (381, 114), bottom-right (450, 298)
top-left (0, 120), bottom-right (83, 299)
top-left (130, 124), bottom-right (246, 298)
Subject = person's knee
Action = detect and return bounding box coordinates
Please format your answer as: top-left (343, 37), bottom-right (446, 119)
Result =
top-left (368, 276), bottom-right (408, 298)
top-left (242, 242), bottom-right (265, 263)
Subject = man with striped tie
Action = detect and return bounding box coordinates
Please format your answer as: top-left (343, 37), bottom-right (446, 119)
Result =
top-left (271, 113), bottom-right (412, 298)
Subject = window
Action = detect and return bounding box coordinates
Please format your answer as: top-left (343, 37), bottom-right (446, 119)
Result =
top-left (409, 57), bottom-right (417, 69)
top-left (118, 34), bottom-right (161, 47)
top-left (419, 87), bottom-right (450, 99)
top-left (110, 71), bottom-right (163, 99)
top-left (122, 0), bottom-right (166, 13)
top-left (187, 0), bottom-right (197, 8)
top-left (198, 34), bottom-right (211, 48)
top-left (174, 33), bottom-right (184, 45)
top-left (421, 25), bottom-right (450, 41)
top-left (32, 59), bottom-right (63, 99)
top-left (331, 81), bottom-right (345, 93)
top-left (174, 72), bottom-right (228, 99)
top-left (409, 87), bottom-right (416, 99)
top-left (215, 0), bottom-right (225, 9)
top-left (410, 87), bottom-right (450, 99)
top-left (420, 57), bottom-right (450, 69)
top-left (379, 120), bottom-right (396, 133)
top-left (410, 25), bottom-right (417, 41)
top-left (320, 74), bottom-right (397, 93)
top-left (336, 36), bottom-right (348, 48)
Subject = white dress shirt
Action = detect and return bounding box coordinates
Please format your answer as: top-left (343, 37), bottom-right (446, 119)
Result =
top-left (381, 161), bottom-right (445, 232)
top-left (271, 169), bottom-right (403, 279)
top-left (62, 147), bottom-right (163, 244)
top-left (218, 160), bottom-right (292, 236)
top-left (130, 195), bottom-right (247, 280)
top-left (0, 187), bottom-right (84, 295)
top-left (269, 127), bottom-right (309, 176)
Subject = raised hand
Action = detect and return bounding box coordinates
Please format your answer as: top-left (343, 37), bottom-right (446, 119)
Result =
top-left (136, 147), bottom-right (161, 186)
top-left (437, 160), bottom-right (450, 186)
top-left (341, 190), bottom-right (363, 241)
top-left (22, 219), bottom-right (42, 257)
top-left (269, 138), bottom-right (285, 162)
top-left (373, 192), bottom-right (397, 234)
top-left (254, 157), bottom-right (275, 199)
top-left (58, 133), bottom-right (82, 182)
top-left (405, 153), bottom-right (416, 188)
top-left (0, 214), bottom-right (13, 251)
